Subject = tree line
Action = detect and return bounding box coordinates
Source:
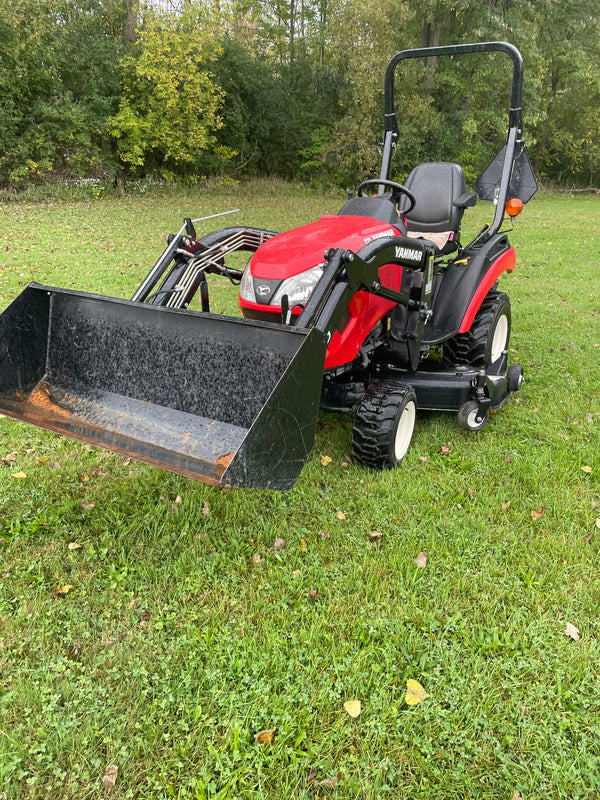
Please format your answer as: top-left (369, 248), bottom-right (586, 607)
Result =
top-left (0, 0), bottom-right (598, 190)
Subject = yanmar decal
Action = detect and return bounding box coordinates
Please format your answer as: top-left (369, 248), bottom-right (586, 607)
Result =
top-left (394, 245), bottom-right (422, 265)
top-left (363, 228), bottom-right (396, 244)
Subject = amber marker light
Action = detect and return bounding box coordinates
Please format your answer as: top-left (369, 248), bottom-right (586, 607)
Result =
top-left (505, 197), bottom-right (523, 217)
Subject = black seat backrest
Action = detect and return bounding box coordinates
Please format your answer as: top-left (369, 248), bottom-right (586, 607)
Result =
top-left (401, 162), bottom-right (475, 235)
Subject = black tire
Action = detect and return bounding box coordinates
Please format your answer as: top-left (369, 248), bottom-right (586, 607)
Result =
top-left (506, 364), bottom-right (524, 392)
top-left (457, 400), bottom-right (489, 431)
top-left (444, 291), bottom-right (511, 367)
top-left (352, 379), bottom-right (417, 469)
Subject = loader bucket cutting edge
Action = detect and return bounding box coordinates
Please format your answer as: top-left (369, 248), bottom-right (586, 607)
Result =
top-left (0, 284), bottom-right (328, 490)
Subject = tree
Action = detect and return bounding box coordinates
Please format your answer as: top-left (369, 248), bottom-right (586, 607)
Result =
top-left (109, 2), bottom-right (227, 179)
top-left (0, 0), bottom-right (127, 186)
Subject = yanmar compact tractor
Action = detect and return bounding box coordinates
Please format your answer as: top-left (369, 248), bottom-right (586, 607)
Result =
top-left (0, 42), bottom-right (537, 489)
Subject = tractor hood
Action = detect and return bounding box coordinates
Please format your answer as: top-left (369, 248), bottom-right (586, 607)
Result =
top-left (249, 215), bottom-right (404, 280)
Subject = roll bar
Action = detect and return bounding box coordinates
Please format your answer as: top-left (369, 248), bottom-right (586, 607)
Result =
top-left (379, 41), bottom-right (529, 237)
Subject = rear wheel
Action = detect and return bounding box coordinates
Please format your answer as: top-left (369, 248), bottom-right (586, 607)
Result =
top-left (444, 291), bottom-right (511, 368)
top-left (352, 379), bottom-right (416, 469)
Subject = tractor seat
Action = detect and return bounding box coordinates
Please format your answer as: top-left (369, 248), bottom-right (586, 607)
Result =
top-left (399, 162), bottom-right (476, 256)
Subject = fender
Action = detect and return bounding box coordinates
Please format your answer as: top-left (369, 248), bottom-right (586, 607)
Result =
top-left (458, 246), bottom-right (516, 332)
top-left (421, 234), bottom-right (513, 345)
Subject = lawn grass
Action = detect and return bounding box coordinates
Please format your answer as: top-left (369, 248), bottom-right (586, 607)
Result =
top-left (0, 183), bottom-right (599, 799)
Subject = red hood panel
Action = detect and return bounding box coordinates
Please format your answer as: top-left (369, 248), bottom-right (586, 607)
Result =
top-left (250, 215), bottom-right (403, 279)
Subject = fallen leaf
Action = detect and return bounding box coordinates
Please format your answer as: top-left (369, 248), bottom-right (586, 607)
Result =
top-left (2, 451), bottom-right (17, 464)
top-left (2, 572), bottom-right (10, 579)
top-left (502, 500), bottom-right (511, 511)
top-left (292, 569), bottom-right (301, 578)
top-left (530, 507), bottom-right (545, 520)
top-left (596, 518), bottom-right (600, 529)
top-left (273, 537), bottom-right (286, 551)
top-left (335, 510), bottom-right (346, 520)
top-left (513, 792), bottom-right (523, 800)
top-left (405, 679), bottom-right (429, 706)
top-left (102, 764), bottom-right (118, 792)
top-left (68, 542), bottom-right (82, 550)
top-left (300, 538), bottom-right (308, 550)
top-left (414, 551), bottom-right (427, 568)
top-left (419, 455), bottom-right (428, 462)
top-left (254, 727), bottom-right (276, 745)
top-left (309, 589), bottom-right (318, 599)
top-left (11, 471), bottom-right (27, 479)
top-left (368, 530), bottom-right (383, 539)
top-left (81, 501), bottom-right (95, 510)
top-left (581, 465), bottom-right (592, 474)
top-left (586, 413), bottom-right (594, 424)
top-left (439, 444), bottom-right (451, 455)
top-left (79, 473), bottom-right (90, 483)
top-left (252, 553), bottom-right (264, 564)
top-left (52, 584), bottom-right (74, 597)
top-left (318, 777), bottom-right (338, 789)
top-left (202, 501), bottom-right (210, 516)
top-left (318, 529), bottom-right (330, 539)
top-left (563, 622), bottom-right (580, 641)
top-left (49, 461), bottom-right (61, 470)
top-left (36, 456), bottom-right (49, 464)
top-left (343, 699), bottom-right (361, 718)
top-left (320, 454), bottom-right (332, 466)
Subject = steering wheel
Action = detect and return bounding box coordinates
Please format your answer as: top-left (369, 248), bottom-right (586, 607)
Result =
top-left (357, 179), bottom-right (416, 214)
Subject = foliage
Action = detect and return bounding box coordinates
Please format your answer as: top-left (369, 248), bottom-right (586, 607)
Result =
top-left (0, 0), bottom-right (600, 187)
top-left (0, 186), bottom-right (600, 798)
top-left (213, 35), bottom-right (344, 179)
top-left (109, 3), bottom-right (227, 180)
top-left (0, 0), bottom-right (126, 185)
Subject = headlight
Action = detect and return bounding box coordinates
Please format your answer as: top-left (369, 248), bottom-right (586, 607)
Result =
top-left (271, 264), bottom-right (325, 308)
top-left (239, 260), bottom-right (256, 303)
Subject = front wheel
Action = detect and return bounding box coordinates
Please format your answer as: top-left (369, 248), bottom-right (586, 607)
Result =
top-left (352, 379), bottom-right (417, 469)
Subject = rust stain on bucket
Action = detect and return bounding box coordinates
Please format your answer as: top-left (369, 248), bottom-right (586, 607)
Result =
top-left (27, 382), bottom-right (71, 418)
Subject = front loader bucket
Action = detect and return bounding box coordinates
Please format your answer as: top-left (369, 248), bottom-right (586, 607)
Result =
top-left (0, 284), bottom-right (328, 490)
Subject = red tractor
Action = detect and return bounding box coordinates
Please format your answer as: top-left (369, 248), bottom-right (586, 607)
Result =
top-left (0, 42), bottom-right (537, 489)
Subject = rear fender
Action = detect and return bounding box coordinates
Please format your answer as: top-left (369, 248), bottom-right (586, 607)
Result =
top-left (423, 234), bottom-right (514, 344)
top-left (457, 244), bottom-right (516, 332)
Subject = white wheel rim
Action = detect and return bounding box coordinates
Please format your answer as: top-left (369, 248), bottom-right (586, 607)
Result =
top-left (467, 407), bottom-right (483, 429)
top-left (394, 400), bottom-right (416, 461)
top-left (490, 314), bottom-right (509, 363)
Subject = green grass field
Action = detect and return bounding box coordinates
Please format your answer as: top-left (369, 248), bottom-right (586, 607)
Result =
top-left (0, 184), bottom-right (599, 799)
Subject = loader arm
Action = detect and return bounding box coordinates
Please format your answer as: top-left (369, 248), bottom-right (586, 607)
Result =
top-left (297, 237), bottom-right (435, 371)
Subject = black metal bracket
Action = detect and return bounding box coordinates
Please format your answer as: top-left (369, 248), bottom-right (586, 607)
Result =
top-left (297, 237), bottom-right (435, 371)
